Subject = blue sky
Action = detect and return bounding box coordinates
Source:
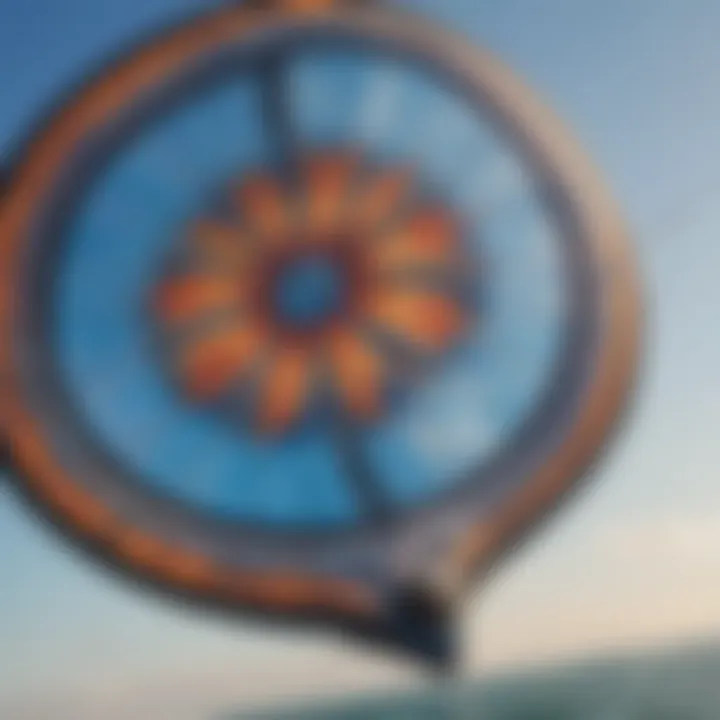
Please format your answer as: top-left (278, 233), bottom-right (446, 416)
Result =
top-left (3, 1), bottom-right (720, 717)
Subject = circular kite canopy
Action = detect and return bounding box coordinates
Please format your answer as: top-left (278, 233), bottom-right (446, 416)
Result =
top-left (0, 0), bottom-right (641, 666)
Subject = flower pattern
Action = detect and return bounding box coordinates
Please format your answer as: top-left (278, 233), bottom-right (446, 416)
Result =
top-left (153, 150), bottom-right (475, 434)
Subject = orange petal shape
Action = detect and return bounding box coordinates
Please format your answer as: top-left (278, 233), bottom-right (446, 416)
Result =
top-left (179, 324), bottom-right (266, 400)
top-left (256, 347), bottom-right (313, 433)
top-left (326, 328), bottom-right (385, 419)
top-left (190, 219), bottom-right (249, 268)
top-left (234, 174), bottom-right (289, 241)
top-left (154, 275), bottom-right (241, 326)
top-left (362, 289), bottom-right (466, 353)
top-left (352, 167), bottom-right (414, 232)
top-left (372, 208), bottom-right (461, 274)
top-left (303, 152), bottom-right (360, 234)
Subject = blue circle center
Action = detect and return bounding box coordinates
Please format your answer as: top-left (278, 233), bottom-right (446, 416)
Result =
top-left (273, 255), bottom-right (345, 329)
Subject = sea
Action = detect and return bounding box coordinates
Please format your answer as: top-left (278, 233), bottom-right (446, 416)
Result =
top-left (229, 641), bottom-right (720, 719)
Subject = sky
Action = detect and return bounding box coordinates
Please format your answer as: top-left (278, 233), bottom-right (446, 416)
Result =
top-left (2, 0), bottom-right (720, 718)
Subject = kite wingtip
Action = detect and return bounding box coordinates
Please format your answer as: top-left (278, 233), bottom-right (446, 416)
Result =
top-left (382, 582), bottom-right (459, 672)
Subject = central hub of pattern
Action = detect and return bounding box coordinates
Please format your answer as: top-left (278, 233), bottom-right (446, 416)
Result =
top-left (152, 150), bottom-right (475, 435)
top-left (257, 239), bottom-right (362, 339)
top-left (272, 253), bottom-right (346, 329)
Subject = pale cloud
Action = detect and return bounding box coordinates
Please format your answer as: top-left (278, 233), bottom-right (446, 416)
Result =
top-left (357, 64), bottom-right (405, 144)
top-left (466, 512), bottom-right (720, 670)
top-left (457, 151), bottom-right (528, 220)
top-left (598, 515), bottom-right (720, 563)
top-left (0, 648), bottom-right (415, 720)
top-left (405, 372), bottom-right (499, 472)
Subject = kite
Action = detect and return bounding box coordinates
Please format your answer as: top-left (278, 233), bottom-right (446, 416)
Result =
top-left (0, 0), bottom-right (641, 667)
